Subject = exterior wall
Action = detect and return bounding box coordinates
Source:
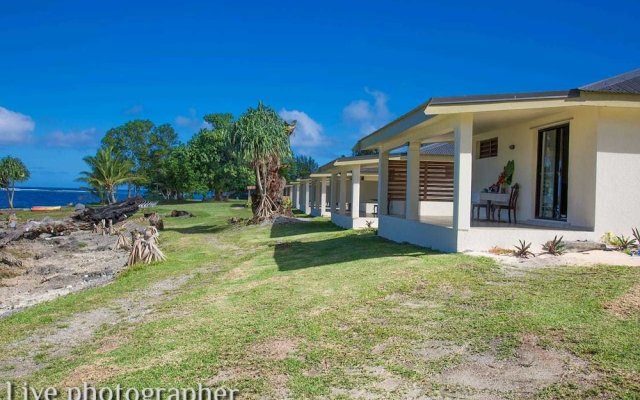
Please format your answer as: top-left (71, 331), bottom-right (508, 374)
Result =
top-left (471, 107), bottom-right (598, 229)
top-left (360, 180), bottom-right (378, 202)
top-left (331, 213), bottom-right (378, 229)
top-left (594, 107), bottom-right (640, 235)
top-left (389, 200), bottom-right (453, 217)
top-left (378, 215), bottom-right (457, 252)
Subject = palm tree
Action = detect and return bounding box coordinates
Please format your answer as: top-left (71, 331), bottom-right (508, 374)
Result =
top-left (0, 156), bottom-right (30, 209)
top-left (77, 146), bottom-right (138, 204)
top-left (231, 102), bottom-right (293, 220)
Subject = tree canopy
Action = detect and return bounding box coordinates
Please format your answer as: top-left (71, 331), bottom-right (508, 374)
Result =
top-left (0, 156), bottom-right (30, 209)
top-left (77, 146), bottom-right (138, 204)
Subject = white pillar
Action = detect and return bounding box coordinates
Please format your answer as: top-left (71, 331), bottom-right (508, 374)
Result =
top-left (295, 184), bottom-right (300, 209)
top-left (320, 178), bottom-right (327, 216)
top-left (339, 171), bottom-right (348, 215)
top-left (377, 149), bottom-right (389, 216)
top-left (454, 114), bottom-right (473, 231)
top-left (315, 179), bottom-right (321, 211)
top-left (330, 174), bottom-right (338, 214)
top-left (405, 141), bottom-right (421, 220)
top-left (351, 166), bottom-right (361, 219)
top-left (304, 181), bottom-right (311, 214)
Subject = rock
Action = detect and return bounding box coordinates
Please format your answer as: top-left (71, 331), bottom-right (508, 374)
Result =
top-left (565, 240), bottom-right (607, 252)
top-left (39, 233), bottom-right (52, 239)
top-left (169, 210), bottom-right (194, 218)
top-left (74, 203), bottom-right (86, 211)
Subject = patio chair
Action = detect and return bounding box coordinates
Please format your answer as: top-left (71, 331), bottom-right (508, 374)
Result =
top-left (494, 184), bottom-right (520, 223)
top-left (471, 192), bottom-right (490, 220)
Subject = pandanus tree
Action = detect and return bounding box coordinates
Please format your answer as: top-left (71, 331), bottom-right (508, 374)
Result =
top-left (232, 103), bottom-right (295, 221)
top-left (78, 146), bottom-right (139, 204)
top-left (0, 156), bottom-right (30, 209)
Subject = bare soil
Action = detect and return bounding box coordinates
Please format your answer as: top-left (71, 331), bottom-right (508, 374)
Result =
top-left (0, 231), bottom-right (129, 316)
top-left (0, 272), bottom-right (197, 380)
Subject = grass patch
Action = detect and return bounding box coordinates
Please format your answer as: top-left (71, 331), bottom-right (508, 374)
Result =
top-left (0, 201), bottom-right (638, 398)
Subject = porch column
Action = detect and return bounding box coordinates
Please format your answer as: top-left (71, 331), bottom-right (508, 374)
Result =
top-left (330, 173), bottom-right (338, 214)
top-left (295, 184), bottom-right (300, 209)
top-left (453, 114), bottom-right (473, 231)
top-left (304, 181), bottom-right (311, 214)
top-left (339, 171), bottom-right (348, 215)
top-left (320, 178), bottom-right (327, 216)
top-left (315, 179), bottom-right (321, 211)
top-left (377, 148), bottom-right (389, 216)
top-left (405, 141), bottom-right (421, 220)
top-left (351, 166), bottom-right (361, 219)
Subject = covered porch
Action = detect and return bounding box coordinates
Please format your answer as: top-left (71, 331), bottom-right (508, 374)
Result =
top-left (360, 101), bottom-right (602, 252)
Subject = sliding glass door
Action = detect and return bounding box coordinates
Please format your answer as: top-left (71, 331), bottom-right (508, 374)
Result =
top-left (536, 124), bottom-right (569, 221)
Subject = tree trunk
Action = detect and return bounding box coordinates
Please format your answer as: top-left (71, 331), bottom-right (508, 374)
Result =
top-left (6, 185), bottom-right (13, 209)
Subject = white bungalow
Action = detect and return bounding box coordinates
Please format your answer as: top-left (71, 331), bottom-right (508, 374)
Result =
top-left (353, 68), bottom-right (640, 252)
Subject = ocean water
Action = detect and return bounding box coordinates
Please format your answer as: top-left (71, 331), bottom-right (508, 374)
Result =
top-left (0, 187), bottom-right (128, 209)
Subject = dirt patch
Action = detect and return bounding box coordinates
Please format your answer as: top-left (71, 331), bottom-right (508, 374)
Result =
top-left (605, 283), bottom-right (640, 318)
top-left (440, 335), bottom-right (595, 394)
top-left (414, 340), bottom-right (467, 361)
top-left (250, 337), bottom-right (300, 361)
top-left (0, 272), bottom-right (197, 380)
top-left (468, 250), bottom-right (640, 273)
top-left (0, 230), bottom-right (130, 316)
top-left (60, 362), bottom-right (124, 387)
top-left (1, 307), bottom-right (117, 379)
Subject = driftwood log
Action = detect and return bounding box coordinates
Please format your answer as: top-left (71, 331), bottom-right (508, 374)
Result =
top-left (0, 198), bottom-right (142, 248)
top-left (73, 197), bottom-right (142, 224)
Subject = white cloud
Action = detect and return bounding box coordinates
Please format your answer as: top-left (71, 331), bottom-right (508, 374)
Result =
top-left (45, 128), bottom-right (100, 148)
top-left (175, 108), bottom-right (209, 129)
top-left (0, 106), bottom-right (35, 145)
top-left (124, 104), bottom-right (144, 115)
top-left (279, 109), bottom-right (327, 152)
top-left (342, 88), bottom-right (393, 135)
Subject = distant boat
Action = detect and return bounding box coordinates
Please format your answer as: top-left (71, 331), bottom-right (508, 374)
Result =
top-left (31, 206), bottom-right (62, 212)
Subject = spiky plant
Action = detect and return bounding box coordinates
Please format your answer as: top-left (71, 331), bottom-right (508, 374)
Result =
top-left (513, 240), bottom-right (534, 258)
top-left (632, 228), bottom-right (640, 246)
top-left (542, 235), bottom-right (566, 256)
top-left (614, 235), bottom-right (637, 251)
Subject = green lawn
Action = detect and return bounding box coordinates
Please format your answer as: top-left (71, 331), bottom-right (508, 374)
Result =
top-left (0, 201), bottom-right (638, 399)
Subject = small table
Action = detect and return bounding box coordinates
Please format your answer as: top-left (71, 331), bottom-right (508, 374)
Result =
top-left (479, 192), bottom-right (510, 221)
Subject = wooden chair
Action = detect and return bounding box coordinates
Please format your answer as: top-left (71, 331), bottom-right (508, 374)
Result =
top-left (471, 192), bottom-right (490, 220)
top-left (495, 184), bottom-right (520, 223)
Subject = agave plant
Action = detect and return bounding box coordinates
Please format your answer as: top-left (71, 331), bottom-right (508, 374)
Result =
top-left (632, 228), bottom-right (640, 246)
top-left (614, 235), bottom-right (637, 251)
top-left (513, 240), bottom-right (534, 259)
top-left (542, 235), bottom-right (566, 256)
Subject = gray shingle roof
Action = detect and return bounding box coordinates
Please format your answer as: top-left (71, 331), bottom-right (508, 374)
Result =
top-left (579, 68), bottom-right (640, 94)
top-left (421, 142), bottom-right (454, 156)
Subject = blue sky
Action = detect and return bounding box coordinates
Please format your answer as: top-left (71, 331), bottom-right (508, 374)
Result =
top-left (1, 0), bottom-right (638, 187)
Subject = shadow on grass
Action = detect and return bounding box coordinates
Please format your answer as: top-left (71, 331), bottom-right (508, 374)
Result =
top-left (270, 219), bottom-right (343, 238)
top-left (272, 231), bottom-right (435, 271)
top-left (165, 224), bottom-right (230, 235)
top-left (292, 209), bottom-right (313, 218)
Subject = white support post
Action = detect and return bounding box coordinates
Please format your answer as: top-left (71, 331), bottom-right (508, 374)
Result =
top-left (453, 114), bottom-right (473, 231)
top-left (330, 174), bottom-right (338, 214)
top-left (405, 141), bottom-right (421, 220)
top-left (320, 178), bottom-right (327, 216)
top-left (377, 148), bottom-right (389, 216)
top-left (304, 181), bottom-right (311, 214)
top-left (315, 179), bottom-right (321, 212)
top-left (295, 184), bottom-right (300, 209)
top-left (339, 171), bottom-right (348, 215)
top-left (351, 166), bottom-right (361, 219)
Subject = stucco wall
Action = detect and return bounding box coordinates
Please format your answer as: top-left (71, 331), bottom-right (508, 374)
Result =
top-left (594, 107), bottom-right (640, 235)
top-left (471, 107), bottom-right (598, 228)
top-left (389, 200), bottom-right (453, 217)
top-left (378, 215), bottom-right (457, 252)
top-left (360, 180), bottom-right (378, 202)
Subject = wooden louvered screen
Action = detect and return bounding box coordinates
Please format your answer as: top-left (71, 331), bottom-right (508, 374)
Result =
top-left (387, 160), bottom-right (454, 202)
top-left (388, 160), bottom-right (407, 200)
top-left (423, 161), bottom-right (454, 202)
